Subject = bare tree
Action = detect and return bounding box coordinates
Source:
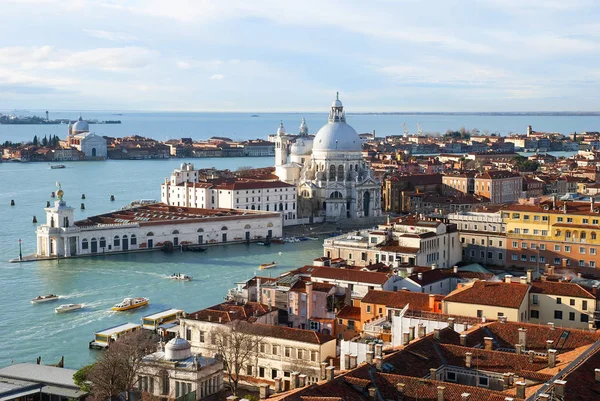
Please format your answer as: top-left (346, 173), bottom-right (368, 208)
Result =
top-left (87, 330), bottom-right (156, 401)
top-left (210, 320), bottom-right (263, 396)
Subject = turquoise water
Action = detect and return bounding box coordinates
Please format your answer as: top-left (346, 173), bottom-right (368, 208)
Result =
top-left (2, 111), bottom-right (600, 143)
top-left (0, 157), bottom-right (324, 369)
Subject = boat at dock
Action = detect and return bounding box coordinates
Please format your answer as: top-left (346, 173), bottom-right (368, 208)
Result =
top-left (89, 322), bottom-right (141, 349)
top-left (170, 273), bottom-right (192, 281)
top-left (31, 294), bottom-right (59, 304)
top-left (55, 303), bottom-right (83, 313)
top-left (259, 261), bottom-right (277, 269)
top-left (111, 297), bottom-right (149, 311)
top-left (181, 244), bottom-right (207, 252)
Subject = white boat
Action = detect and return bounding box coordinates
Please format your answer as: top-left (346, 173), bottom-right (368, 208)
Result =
top-left (260, 261), bottom-right (277, 270)
top-left (31, 294), bottom-right (59, 304)
top-left (112, 297), bottom-right (149, 311)
top-left (49, 164), bottom-right (66, 169)
top-left (169, 273), bottom-right (192, 281)
top-left (55, 304), bottom-right (83, 313)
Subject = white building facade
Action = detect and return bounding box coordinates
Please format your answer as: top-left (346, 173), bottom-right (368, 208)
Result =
top-left (66, 116), bottom-right (107, 159)
top-left (274, 95), bottom-right (382, 223)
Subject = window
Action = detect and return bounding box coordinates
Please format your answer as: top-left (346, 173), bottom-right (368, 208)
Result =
top-left (259, 367), bottom-right (265, 378)
top-left (540, 256), bottom-right (545, 263)
top-left (555, 245), bottom-right (561, 251)
top-left (523, 229), bottom-right (529, 234)
top-left (199, 331), bottom-right (205, 343)
top-left (447, 372), bottom-right (457, 382)
top-left (259, 343), bottom-right (265, 353)
top-left (478, 376), bottom-right (489, 387)
top-left (580, 247), bottom-right (586, 254)
top-left (284, 347), bottom-right (291, 357)
top-left (581, 314), bottom-right (590, 323)
top-left (512, 254), bottom-right (518, 261)
top-left (311, 351), bottom-right (317, 362)
top-left (246, 365), bottom-right (253, 376)
top-left (591, 261), bottom-right (597, 268)
top-left (583, 300), bottom-right (588, 311)
top-left (540, 244), bottom-right (546, 250)
top-left (531, 243), bottom-right (537, 249)
top-left (542, 230), bottom-right (548, 236)
top-left (514, 229), bottom-right (521, 234)
top-left (534, 215), bottom-right (540, 221)
top-left (113, 236), bottom-right (120, 246)
top-left (532, 295), bottom-right (539, 304)
top-left (82, 239), bottom-right (88, 250)
top-left (512, 213), bottom-right (520, 219)
top-left (186, 329), bottom-right (192, 341)
top-left (554, 258), bottom-right (561, 264)
top-left (569, 299), bottom-right (575, 306)
top-left (567, 218), bottom-right (573, 223)
top-left (512, 241), bottom-right (518, 248)
top-left (130, 234), bottom-right (137, 245)
top-left (100, 237), bottom-right (106, 248)
top-left (542, 216), bottom-right (549, 221)
top-left (272, 345), bottom-right (278, 355)
top-left (579, 260), bottom-right (585, 267)
top-left (565, 246), bottom-right (571, 252)
top-left (521, 254), bottom-right (527, 261)
top-left (569, 312), bottom-right (575, 321)
top-left (591, 248), bottom-right (596, 255)
top-left (477, 310), bottom-right (483, 318)
top-left (557, 297), bottom-right (562, 304)
top-left (530, 256), bottom-right (536, 262)
top-left (531, 310), bottom-right (539, 319)
top-left (521, 242), bottom-right (527, 249)
top-left (366, 305), bottom-right (371, 313)
top-left (557, 217), bottom-right (564, 222)
top-left (554, 310), bottom-right (563, 320)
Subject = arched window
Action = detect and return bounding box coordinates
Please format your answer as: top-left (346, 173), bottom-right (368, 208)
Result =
top-left (244, 224), bottom-right (251, 229)
top-left (555, 230), bottom-right (561, 237)
top-left (81, 239), bottom-right (88, 250)
top-left (114, 235), bottom-right (120, 247)
top-left (197, 228), bottom-right (204, 232)
top-left (251, 205), bottom-right (256, 210)
top-left (566, 231), bottom-right (571, 239)
top-left (130, 234), bottom-right (137, 245)
top-left (161, 370), bottom-right (170, 395)
top-left (221, 226), bottom-right (228, 231)
top-left (279, 203), bottom-right (283, 211)
top-left (301, 190), bottom-right (309, 197)
top-left (147, 232), bottom-right (154, 237)
top-left (50, 217), bottom-right (55, 228)
top-left (581, 232), bottom-right (587, 240)
top-left (99, 237), bottom-right (106, 248)
top-left (330, 191), bottom-right (343, 199)
top-left (172, 230), bottom-right (179, 235)
top-left (338, 165), bottom-right (344, 181)
top-left (329, 165), bottom-right (336, 180)
top-left (592, 232), bottom-right (597, 240)
top-left (355, 164), bottom-right (359, 171)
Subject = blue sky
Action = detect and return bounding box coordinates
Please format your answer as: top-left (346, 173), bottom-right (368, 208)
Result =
top-left (1, 0), bottom-right (600, 112)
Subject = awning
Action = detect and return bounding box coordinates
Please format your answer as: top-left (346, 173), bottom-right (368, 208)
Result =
top-left (41, 385), bottom-right (85, 399)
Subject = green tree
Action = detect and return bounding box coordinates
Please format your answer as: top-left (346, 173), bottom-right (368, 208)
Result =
top-left (33, 135), bottom-right (38, 146)
top-left (41, 135), bottom-right (48, 147)
top-left (73, 364), bottom-right (93, 393)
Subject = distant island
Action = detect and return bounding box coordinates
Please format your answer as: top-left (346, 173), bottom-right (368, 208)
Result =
top-left (0, 114), bottom-right (121, 125)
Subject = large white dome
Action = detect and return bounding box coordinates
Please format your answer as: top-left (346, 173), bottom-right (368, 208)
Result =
top-left (313, 123), bottom-right (361, 152)
top-left (72, 116), bottom-right (89, 133)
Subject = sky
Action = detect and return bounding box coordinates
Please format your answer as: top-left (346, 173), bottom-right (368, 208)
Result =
top-left (1, 0), bottom-right (600, 112)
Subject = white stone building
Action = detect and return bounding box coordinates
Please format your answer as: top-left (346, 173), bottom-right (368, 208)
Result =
top-left (161, 163), bottom-right (299, 225)
top-left (274, 95), bottom-right (381, 223)
top-left (66, 116), bottom-right (107, 159)
top-left (138, 336), bottom-right (223, 400)
top-left (35, 188), bottom-right (282, 258)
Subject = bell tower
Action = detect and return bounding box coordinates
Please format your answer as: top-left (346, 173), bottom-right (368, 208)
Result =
top-left (274, 121), bottom-right (288, 166)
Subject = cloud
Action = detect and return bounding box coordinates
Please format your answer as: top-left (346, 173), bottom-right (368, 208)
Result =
top-left (83, 29), bottom-right (138, 42)
top-left (176, 60), bottom-right (191, 69)
top-left (210, 74), bottom-right (225, 80)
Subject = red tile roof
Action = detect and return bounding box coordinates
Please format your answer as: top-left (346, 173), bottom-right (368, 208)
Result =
top-left (189, 301), bottom-right (274, 323)
top-left (361, 290), bottom-right (442, 311)
top-left (310, 267), bottom-right (392, 286)
top-left (245, 323), bottom-right (336, 344)
top-left (444, 281), bottom-right (529, 309)
top-left (530, 281), bottom-right (596, 299)
top-left (336, 305), bottom-right (361, 321)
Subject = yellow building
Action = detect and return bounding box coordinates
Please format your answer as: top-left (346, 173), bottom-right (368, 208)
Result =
top-left (502, 199), bottom-right (600, 270)
top-left (529, 281), bottom-right (596, 330)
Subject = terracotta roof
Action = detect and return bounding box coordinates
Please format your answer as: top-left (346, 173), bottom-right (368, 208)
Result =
top-left (336, 305), bottom-right (361, 321)
top-left (378, 241), bottom-right (420, 254)
top-left (214, 180), bottom-right (295, 190)
top-left (361, 290), bottom-right (442, 311)
top-left (530, 281), bottom-right (595, 299)
top-left (444, 281), bottom-right (529, 309)
top-left (243, 323), bottom-right (335, 344)
top-left (189, 301), bottom-right (274, 323)
top-left (310, 267), bottom-right (392, 286)
top-left (561, 343), bottom-right (600, 401)
top-left (406, 269), bottom-right (450, 286)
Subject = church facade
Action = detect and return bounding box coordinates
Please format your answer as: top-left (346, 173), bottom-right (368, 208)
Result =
top-left (274, 95), bottom-right (381, 223)
top-left (66, 116), bottom-right (107, 159)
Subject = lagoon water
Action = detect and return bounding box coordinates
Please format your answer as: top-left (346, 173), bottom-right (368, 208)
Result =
top-left (0, 157), bottom-right (326, 369)
top-left (2, 111), bottom-right (600, 144)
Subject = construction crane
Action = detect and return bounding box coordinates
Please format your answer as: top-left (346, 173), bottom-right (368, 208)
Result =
top-left (417, 123), bottom-right (423, 135)
top-left (403, 123), bottom-right (408, 137)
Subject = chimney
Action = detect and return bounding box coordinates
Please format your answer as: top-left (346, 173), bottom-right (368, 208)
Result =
top-left (430, 368), bottom-right (437, 380)
top-left (349, 354), bottom-right (357, 369)
top-left (375, 343), bottom-right (383, 358)
top-left (290, 372), bottom-right (299, 389)
top-left (519, 276), bottom-right (527, 284)
top-left (259, 384), bottom-right (269, 399)
top-left (306, 281), bottom-right (313, 319)
top-left (499, 316), bottom-right (507, 324)
top-left (298, 374), bottom-right (307, 388)
top-left (461, 393), bottom-right (470, 401)
top-left (437, 386), bottom-right (445, 401)
top-left (515, 344), bottom-right (522, 355)
top-left (518, 328), bottom-right (527, 349)
top-left (326, 366), bottom-right (335, 382)
top-left (526, 269), bottom-right (533, 283)
top-left (484, 337), bottom-right (493, 351)
top-left (396, 383), bottom-right (405, 397)
top-left (402, 332), bottom-right (410, 345)
top-left (409, 326), bottom-right (416, 341)
top-left (344, 354), bottom-right (350, 369)
top-left (548, 349), bottom-right (556, 368)
top-left (431, 263), bottom-right (437, 270)
top-left (256, 277), bottom-right (261, 302)
top-left (448, 317), bottom-right (455, 330)
top-left (548, 322), bottom-right (555, 330)
top-left (528, 350), bottom-right (535, 363)
top-left (273, 378), bottom-right (282, 393)
top-left (453, 265), bottom-right (459, 274)
top-left (553, 380), bottom-right (566, 397)
top-left (515, 381), bottom-right (526, 399)
top-left (428, 294), bottom-right (436, 311)
top-left (562, 258), bottom-right (568, 268)
top-left (552, 195), bottom-right (556, 210)
top-left (433, 328), bottom-right (441, 340)
top-left (366, 351), bottom-right (374, 364)
top-left (504, 275), bottom-right (513, 283)
top-left (465, 352), bottom-right (473, 368)
top-left (595, 368), bottom-right (600, 382)
top-left (375, 356), bottom-right (383, 371)
top-left (418, 272), bottom-right (423, 281)
top-left (368, 342), bottom-right (375, 354)
top-left (418, 324), bottom-right (426, 338)
top-left (460, 334), bottom-right (467, 346)
top-left (368, 387), bottom-right (376, 400)
top-left (563, 201), bottom-right (568, 214)
top-left (591, 197), bottom-right (595, 213)
top-left (546, 340), bottom-right (554, 350)
top-left (502, 373), bottom-right (511, 389)
top-left (548, 265), bottom-right (555, 276)
top-left (320, 362), bottom-right (327, 380)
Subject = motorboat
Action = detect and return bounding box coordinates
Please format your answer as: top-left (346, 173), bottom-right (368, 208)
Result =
top-left (55, 304), bottom-right (83, 313)
top-left (170, 273), bottom-right (192, 281)
top-left (49, 164), bottom-right (66, 169)
top-left (31, 294), bottom-right (59, 304)
top-left (259, 261), bottom-right (277, 270)
top-left (305, 236), bottom-right (319, 241)
top-left (112, 297), bottom-right (149, 311)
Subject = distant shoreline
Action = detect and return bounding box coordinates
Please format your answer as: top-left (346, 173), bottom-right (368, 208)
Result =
top-left (349, 112), bottom-right (600, 117)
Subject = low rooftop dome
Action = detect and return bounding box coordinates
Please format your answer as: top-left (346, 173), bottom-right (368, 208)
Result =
top-left (277, 121), bottom-right (286, 135)
top-left (165, 335), bottom-right (192, 360)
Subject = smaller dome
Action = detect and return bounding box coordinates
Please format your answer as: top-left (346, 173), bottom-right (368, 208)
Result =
top-left (331, 99), bottom-right (343, 108)
top-left (290, 138), bottom-right (313, 156)
top-left (72, 116), bottom-right (89, 133)
top-left (277, 121), bottom-right (286, 135)
top-left (165, 336), bottom-right (192, 361)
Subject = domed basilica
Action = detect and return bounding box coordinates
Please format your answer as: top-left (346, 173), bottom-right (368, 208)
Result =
top-left (274, 94), bottom-right (381, 222)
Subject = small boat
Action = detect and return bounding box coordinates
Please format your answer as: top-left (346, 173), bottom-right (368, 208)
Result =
top-left (260, 261), bottom-right (277, 270)
top-left (55, 304), bottom-right (83, 313)
top-left (170, 273), bottom-right (192, 281)
top-left (31, 294), bottom-right (59, 304)
top-left (49, 164), bottom-right (65, 169)
top-left (256, 241), bottom-right (268, 246)
top-left (305, 236), bottom-right (319, 241)
top-left (112, 297), bottom-right (149, 311)
top-left (271, 238), bottom-right (285, 244)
